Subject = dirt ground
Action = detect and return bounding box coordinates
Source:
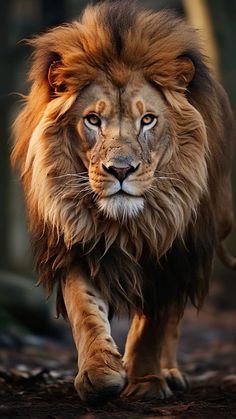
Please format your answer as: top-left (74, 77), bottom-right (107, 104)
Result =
top-left (1, 280), bottom-right (236, 418)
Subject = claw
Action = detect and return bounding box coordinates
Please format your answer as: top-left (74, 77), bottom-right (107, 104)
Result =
top-left (162, 368), bottom-right (190, 391)
top-left (122, 374), bottom-right (173, 400)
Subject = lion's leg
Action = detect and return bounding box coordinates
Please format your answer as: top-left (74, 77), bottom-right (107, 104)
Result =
top-left (62, 268), bottom-right (127, 403)
top-left (161, 308), bottom-right (189, 391)
top-left (122, 313), bottom-right (173, 400)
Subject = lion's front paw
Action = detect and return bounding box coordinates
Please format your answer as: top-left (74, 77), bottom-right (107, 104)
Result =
top-left (161, 368), bottom-right (189, 391)
top-left (75, 351), bottom-right (127, 403)
top-left (122, 374), bottom-right (173, 400)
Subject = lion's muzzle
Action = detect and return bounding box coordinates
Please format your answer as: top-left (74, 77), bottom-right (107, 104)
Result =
top-left (102, 162), bottom-right (139, 183)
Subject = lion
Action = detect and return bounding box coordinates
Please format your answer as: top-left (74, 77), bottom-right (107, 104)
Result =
top-left (12, 0), bottom-right (235, 403)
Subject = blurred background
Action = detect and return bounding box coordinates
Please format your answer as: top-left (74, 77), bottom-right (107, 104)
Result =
top-left (0, 0), bottom-right (236, 342)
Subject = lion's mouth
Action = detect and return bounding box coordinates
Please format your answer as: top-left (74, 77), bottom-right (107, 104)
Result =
top-left (112, 190), bottom-right (138, 197)
top-left (108, 189), bottom-right (143, 199)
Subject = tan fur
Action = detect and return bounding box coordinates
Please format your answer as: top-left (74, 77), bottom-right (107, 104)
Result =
top-left (12, 1), bottom-right (235, 402)
top-left (123, 313), bottom-right (172, 399)
top-left (122, 307), bottom-right (188, 399)
top-left (161, 309), bottom-right (189, 391)
top-left (62, 268), bottom-right (126, 402)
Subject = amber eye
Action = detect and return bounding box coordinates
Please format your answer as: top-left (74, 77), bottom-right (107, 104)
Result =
top-left (141, 114), bottom-right (156, 126)
top-left (84, 113), bottom-right (101, 128)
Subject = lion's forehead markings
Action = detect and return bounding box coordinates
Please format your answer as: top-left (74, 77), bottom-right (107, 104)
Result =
top-left (136, 100), bottom-right (144, 116)
top-left (121, 82), bottom-right (167, 121)
top-left (96, 100), bottom-right (106, 115)
top-left (83, 76), bottom-right (168, 125)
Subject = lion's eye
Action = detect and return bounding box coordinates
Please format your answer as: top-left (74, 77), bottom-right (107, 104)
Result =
top-left (84, 114), bottom-right (101, 128)
top-left (141, 114), bottom-right (157, 127)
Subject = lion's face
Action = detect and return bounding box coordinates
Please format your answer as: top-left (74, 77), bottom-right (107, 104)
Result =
top-left (21, 65), bottom-right (207, 252)
top-left (72, 73), bottom-right (170, 220)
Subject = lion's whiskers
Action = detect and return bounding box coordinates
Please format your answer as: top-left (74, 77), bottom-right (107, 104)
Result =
top-left (51, 172), bottom-right (88, 179)
top-left (156, 170), bottom-right (181, 176)
top-left (54, 180), bottom-right (93, 202)
top-left (144, 177), bottom-right (184, 200)
top-left (73, 188), bottom-right (94, 201)
top-left (154, 176), bottom-right (184, 183)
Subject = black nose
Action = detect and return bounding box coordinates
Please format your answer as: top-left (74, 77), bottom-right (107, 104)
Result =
top-left (102, 164), bottom-right (139, 183)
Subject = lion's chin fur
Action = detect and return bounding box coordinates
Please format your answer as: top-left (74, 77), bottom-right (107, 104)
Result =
top-left (98, 194), bottom-right (144, 221)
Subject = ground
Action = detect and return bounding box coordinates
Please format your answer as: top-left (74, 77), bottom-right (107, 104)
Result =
top-left (1, 277), bottom-right (236, 418)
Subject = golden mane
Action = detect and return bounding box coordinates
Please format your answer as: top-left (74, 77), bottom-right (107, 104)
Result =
top-left (12, 1), bottom-right (235, 317)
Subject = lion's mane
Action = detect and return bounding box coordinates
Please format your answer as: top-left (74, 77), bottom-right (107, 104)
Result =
top-left (12, 1), bottom-right (235, 318)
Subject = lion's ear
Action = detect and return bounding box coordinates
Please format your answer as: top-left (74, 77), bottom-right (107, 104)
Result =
top-left (175, 56), bottom-right (195, 88)
top-left (48, 60), bottom-right (65, 92)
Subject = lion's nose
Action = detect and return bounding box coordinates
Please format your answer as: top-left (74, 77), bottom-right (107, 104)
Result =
top-left (102, 164), bottom-right (139, 183)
